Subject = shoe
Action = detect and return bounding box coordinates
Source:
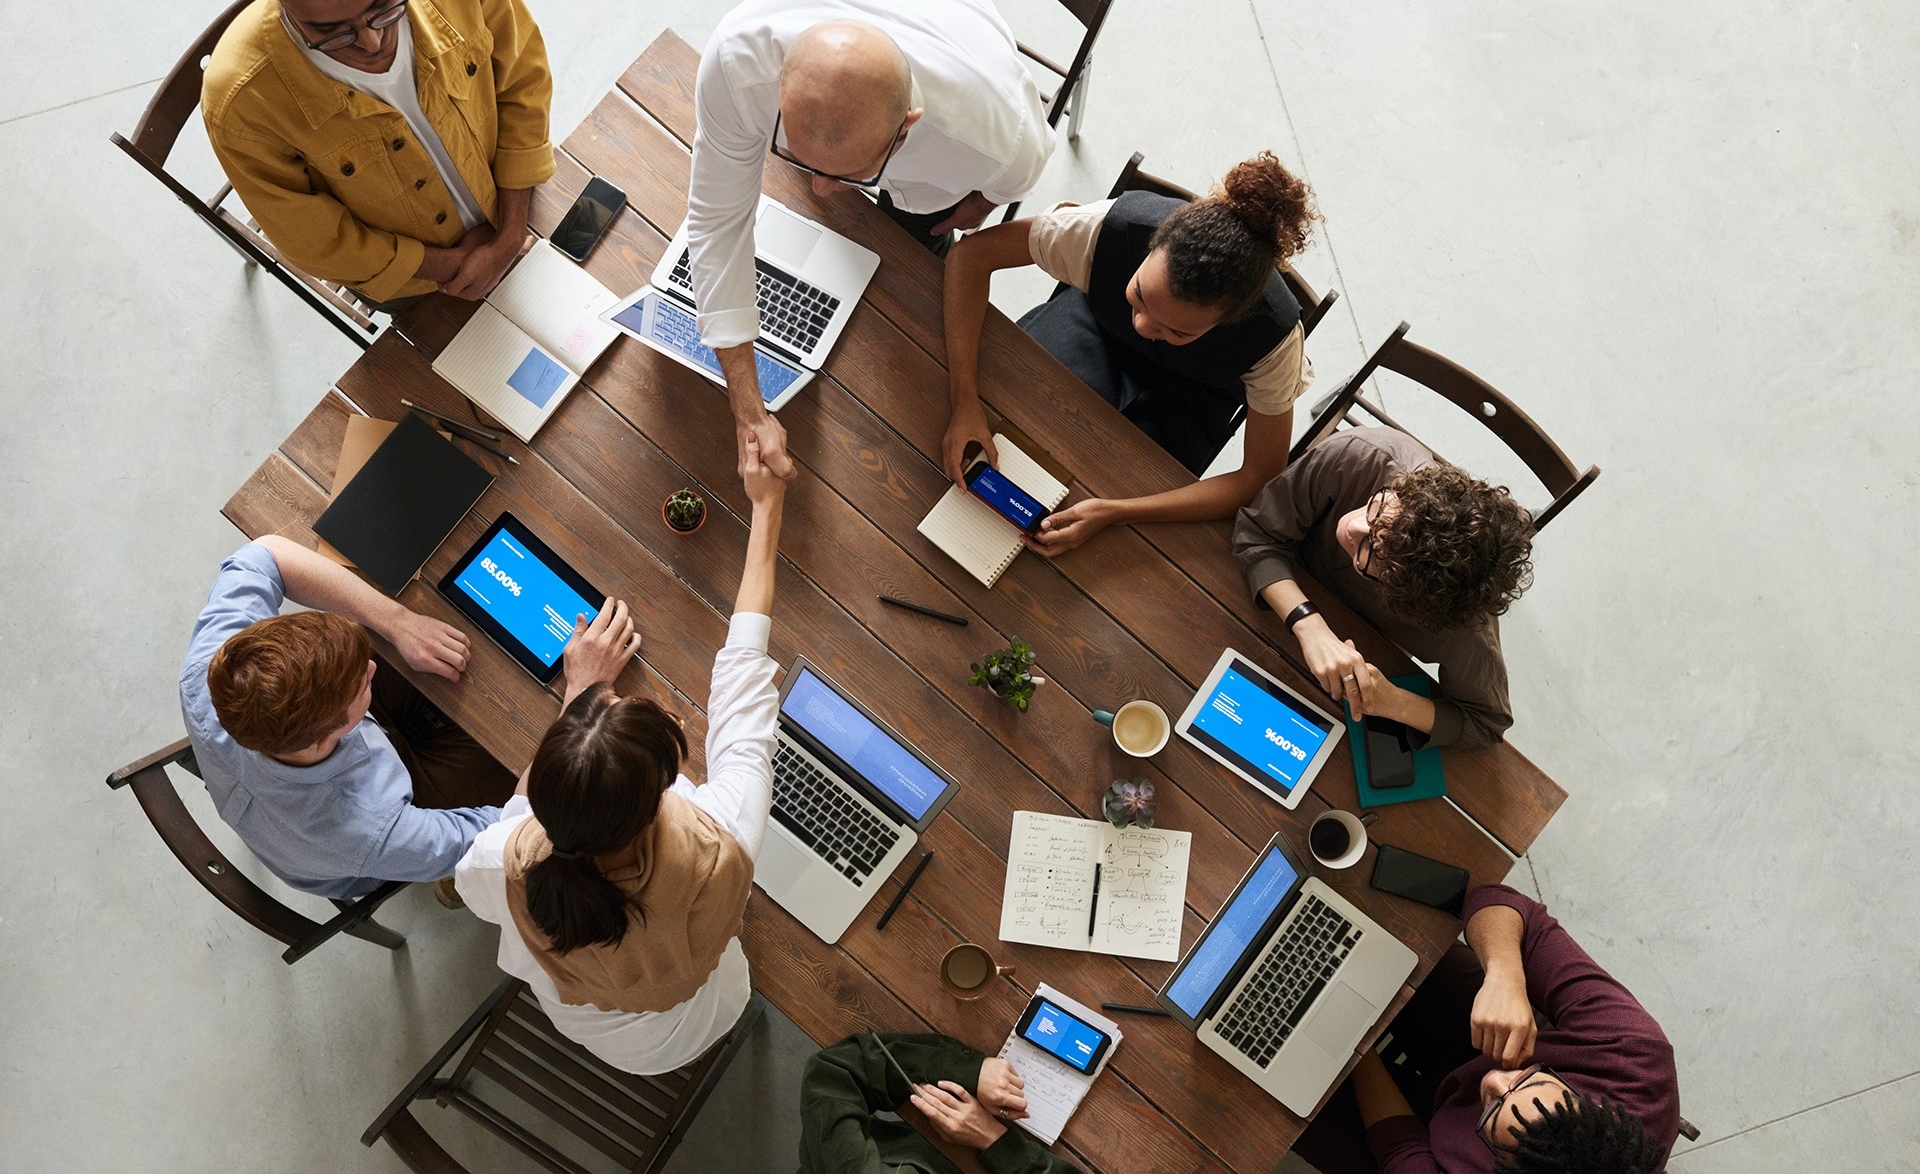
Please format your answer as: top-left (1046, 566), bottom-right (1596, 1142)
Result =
top-left (433, 876), bottom-right (465, 910)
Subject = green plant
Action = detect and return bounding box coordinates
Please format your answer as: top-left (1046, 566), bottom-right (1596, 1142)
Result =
top-left (664, 488), bottom-right (706, 531)
top-left (1102, 777), bottom-right (1157, 829)
top-left (969, 638), bottom-right (1040, 712)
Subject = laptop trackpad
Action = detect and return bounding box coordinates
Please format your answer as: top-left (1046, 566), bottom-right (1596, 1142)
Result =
top-left (757, 205), bottom-right (823, 270)
top-left (1304, 983), bottom-right (1377, 1056)
top-left (754, 831), bottom-right (813, 894)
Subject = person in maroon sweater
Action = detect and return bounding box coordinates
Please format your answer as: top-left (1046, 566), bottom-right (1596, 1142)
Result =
top-left (1294, 885), bottom-right (1680, 1174)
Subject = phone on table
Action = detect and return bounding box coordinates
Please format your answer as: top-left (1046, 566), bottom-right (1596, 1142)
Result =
top-left (1015, 995), bottom-right (1112, 1074)
top-left (1363, 715), bottom-right (1418, 789)
top-left (552, 177), bottom-right (627, 262)
top-left (1370, 844), bottom-right (1470, 915)
top-left (963, 454), bottom-right (1051, 534)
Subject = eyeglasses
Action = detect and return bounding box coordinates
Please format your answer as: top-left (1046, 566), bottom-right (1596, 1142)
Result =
top-left (283, 0), bottom-right (409, 53)
top-left (1354, 489), bottom-right (1390, 581)
top-left (1477, 1064), bottom-right (1563, 1149)
top-left (768, 109), bottom-right (909, 190)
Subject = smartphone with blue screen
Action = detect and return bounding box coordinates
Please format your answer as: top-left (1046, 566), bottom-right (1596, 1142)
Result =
top-left (964, 455), bottom-right (1051, 534)
top-left (1015, 996), bottom-right (1112, 1074)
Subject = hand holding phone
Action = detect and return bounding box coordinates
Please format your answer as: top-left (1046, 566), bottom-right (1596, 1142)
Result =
top-left (964, 456), bottom-right (1052, 534)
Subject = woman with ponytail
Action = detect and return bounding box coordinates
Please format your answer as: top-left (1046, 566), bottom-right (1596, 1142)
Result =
top-left (942, 151), bottom-right (1321, 553)
top-left (455, 436), bottom-right (787, 1074)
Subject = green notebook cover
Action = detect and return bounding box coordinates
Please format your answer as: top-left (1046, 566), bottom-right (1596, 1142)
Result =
top-left (1346, 673), bottom-right (1447, 808)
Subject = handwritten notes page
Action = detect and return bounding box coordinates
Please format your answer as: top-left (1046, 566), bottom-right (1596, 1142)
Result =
top-left (998, 811), bottom-right (1191, 962)
top-left (996, 984), bottom-right (1121, 1145)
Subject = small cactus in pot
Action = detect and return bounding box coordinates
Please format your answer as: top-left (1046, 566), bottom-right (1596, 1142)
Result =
top-left (1102, 777), bottom-right (1157, 829)
top-left (662, 488), bottom-right (707, 534)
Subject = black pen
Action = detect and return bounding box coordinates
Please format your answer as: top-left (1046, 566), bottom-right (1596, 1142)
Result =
top-left (879, 595), bottom-right (968, 626)
top-left (402, 399), bottom-right (502, 442)
top-left (1100, 1003), bottom-right (1171, 1017)
top-left (875, 850), bottom-right (933, 930)
top-left (1087, 863), bottom-right (1101, 940)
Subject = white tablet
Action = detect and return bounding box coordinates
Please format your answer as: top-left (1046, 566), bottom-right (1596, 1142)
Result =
top-left (1176, 648), bottom-right (1344, 810)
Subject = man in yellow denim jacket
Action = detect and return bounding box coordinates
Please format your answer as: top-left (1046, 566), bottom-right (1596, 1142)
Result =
top-left (204, 0), bottom-right (554, 305)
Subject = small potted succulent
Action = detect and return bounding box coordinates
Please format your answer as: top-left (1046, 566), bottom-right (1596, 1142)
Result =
top-left (662, 487), bottom-right (707, 535)
top-left (1102, 777), bottom-right (1157, 829)
top-left (969, 638), bottom-right (1044, 712)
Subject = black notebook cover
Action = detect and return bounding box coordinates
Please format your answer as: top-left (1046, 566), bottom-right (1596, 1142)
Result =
top-left (313, 413), bottom-right (495, 596)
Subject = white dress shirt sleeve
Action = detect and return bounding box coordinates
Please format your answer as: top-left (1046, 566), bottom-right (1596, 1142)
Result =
top-left (673, 612), bottom-right (779, 859)
top-left (687, 38), bottom-right (773, 350)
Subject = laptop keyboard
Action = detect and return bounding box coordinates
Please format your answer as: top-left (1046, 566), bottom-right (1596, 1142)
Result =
top-left (1214, 894), bottom-right (1361, 1068)
top-left (770, 741), bottom-right (900, 885)
top-left (667, 250), bottom-right (840, 354)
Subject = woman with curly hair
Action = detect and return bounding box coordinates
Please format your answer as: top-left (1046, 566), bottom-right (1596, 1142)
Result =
top-left (1232, 427), bottom-right (1535, 747)
top-left (941, 151), bottom-right (1321, 553)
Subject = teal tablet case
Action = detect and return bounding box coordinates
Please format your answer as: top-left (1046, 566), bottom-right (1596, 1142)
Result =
top-left (1347, 673), bottom-right (1447, 808)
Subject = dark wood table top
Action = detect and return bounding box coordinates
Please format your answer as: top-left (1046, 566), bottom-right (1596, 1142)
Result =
top-left (223, 30), bottom-right (1564, 1174)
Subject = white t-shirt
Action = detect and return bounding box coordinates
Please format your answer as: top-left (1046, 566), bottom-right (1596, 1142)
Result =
top-left (297, 16), bottom-right (486, 231)
top-left (688, 0), bottom-right (1055, 348)
top-left (455, 613), bottom-right (778, 1075)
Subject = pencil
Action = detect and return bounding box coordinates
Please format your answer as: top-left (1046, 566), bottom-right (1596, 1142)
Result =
top-left (401, 399), bottom-right (502, 442)
top-left (450, 431), bottom-right (520, 466)
top-left (878, 595), bottom-right (968, 626)
top-left (875, 850), bottom-right (934, 930)
top-left (1100, 1003), bottom-right (1171, 1017)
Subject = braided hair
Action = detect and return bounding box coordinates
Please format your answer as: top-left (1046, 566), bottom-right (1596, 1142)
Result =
top-left (1492, 1091), bottom-right (1665, 1174)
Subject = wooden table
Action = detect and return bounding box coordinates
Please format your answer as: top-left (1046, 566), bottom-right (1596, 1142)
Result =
top-left (225, 31), bottom-right (1565, 1174)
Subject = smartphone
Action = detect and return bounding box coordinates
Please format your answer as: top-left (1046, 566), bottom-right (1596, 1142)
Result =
top-left (1363, 715), bottom-right (1418, 789)
top-left (552, 177), bottom-right (627, 262)
top-left (1015, 996), bottom-right (1112, 1074)
top-left (963, 456), bottom-right (1051, 534)
top-left (1370, 844), bottom-right (1470, 915)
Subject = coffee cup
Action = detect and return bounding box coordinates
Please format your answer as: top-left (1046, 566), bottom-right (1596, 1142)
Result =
top-left (1308, 810), bottom-right (1367, 869)
top-left (1093, 700), bottom-right (1171, 758)
top-left (940, 943), bottom-right (1015, 1000)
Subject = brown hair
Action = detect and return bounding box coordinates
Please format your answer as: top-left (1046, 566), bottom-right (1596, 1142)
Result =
top-left (206, 612), bottom-right (372, 756)
top-left (1148, 151), bottom-right (1320, 320)
top-left (1372, 465), bottom-right (1535, 631)
top-left (524, 686), bottom-right (688, 953)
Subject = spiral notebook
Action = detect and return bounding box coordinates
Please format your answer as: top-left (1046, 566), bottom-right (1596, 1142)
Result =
top-left (996, 984), bottom-right (1121, 1145)
top-left (915, 434), bottom-right (1069, 587)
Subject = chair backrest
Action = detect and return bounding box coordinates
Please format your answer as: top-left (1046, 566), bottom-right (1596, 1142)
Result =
top-left (363, 979), bottom-right (764, 1174)
top-left (106, 738), bottom-right (406, 964)
top-left (1105, 151), bottom-right (1341, 338)
top-left (1289, 321), bottom-right (1601, 531)
top-left (1014, 0), bottom-right (1116, 128)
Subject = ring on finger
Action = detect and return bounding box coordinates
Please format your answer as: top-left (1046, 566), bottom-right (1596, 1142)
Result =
top-left (1341, 673), bottom-right (1356, 683)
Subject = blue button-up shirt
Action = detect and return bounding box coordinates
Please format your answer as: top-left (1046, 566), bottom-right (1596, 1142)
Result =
top-left (179, 544), bottom-right (501, 898)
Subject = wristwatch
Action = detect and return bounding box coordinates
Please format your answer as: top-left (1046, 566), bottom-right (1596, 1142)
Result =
top-left (1282, 601), bottom-right (1320, 632)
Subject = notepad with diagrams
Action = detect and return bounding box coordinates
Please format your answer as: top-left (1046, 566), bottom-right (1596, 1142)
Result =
top-left (431, 241), bottom-right (620, 441)
top-left (996, 984), bottom-right (1121, 1145)
top-left (998, 811), bottom-right (1191, 962)
top-left (915, 434), bottom-right (1069, 587)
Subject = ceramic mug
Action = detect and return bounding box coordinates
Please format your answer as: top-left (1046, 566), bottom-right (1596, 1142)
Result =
top-left (941, 943), bottom-right (1015, 999)
top-left (1308, 809), bottom-right (1368, 869)
top-left (1093, 699), bottom-right (1172, 757)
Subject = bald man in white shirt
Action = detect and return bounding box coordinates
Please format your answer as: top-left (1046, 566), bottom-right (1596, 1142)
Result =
top-left (689, 0), bottom-right (1055, 481)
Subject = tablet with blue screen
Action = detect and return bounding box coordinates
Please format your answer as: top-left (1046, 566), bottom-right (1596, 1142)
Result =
top-left (437, 514), bottom-right (604, 684)
top-left (1176, 648), bottom-right (1342, 810)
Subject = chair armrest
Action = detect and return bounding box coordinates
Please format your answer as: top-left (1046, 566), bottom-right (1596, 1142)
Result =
top-left (370, 1109), bottom-right (473, 1174)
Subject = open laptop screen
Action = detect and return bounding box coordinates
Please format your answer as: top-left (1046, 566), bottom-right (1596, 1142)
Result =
top-left (780, 667), bottom-right (946, 821)
top-left (1164, 846), bottom-right (1299, 1019)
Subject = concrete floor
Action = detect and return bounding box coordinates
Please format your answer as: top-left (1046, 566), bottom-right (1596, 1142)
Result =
top-left (3, 1), bottom-right (1916, 1171)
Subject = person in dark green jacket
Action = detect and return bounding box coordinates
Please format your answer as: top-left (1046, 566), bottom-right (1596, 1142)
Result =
top-left (800, 1032), bottom-right (1083, 1174)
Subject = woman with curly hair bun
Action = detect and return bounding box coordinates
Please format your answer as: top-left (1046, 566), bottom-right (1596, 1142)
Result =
top-left (942, 151), bottom-right (1321, 554)
top-left (1231, 427), bottom-right (1535, 748)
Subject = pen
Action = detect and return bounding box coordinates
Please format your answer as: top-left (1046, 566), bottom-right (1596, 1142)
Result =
top-left (874, 849), bottom-right (934, 930)
top-left (1100, 1003), bottom-right (1171, 1017)
top-left (450, 431), bottom-right (520, 466)
top-left (878, 595), bottom-right (968, 626)
top-left (1087, 862), bottom-right (1101, 940)
top-left (402, 399), bottom-right (502, 442)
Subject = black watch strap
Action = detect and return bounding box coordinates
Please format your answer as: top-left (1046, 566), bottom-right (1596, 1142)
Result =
top-left (1282, 601), bottom-right (1320, 632)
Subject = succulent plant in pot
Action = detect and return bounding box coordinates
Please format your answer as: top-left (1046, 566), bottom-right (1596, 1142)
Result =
top-left (968, 638), bottom-right (1043, 712)
top-left (662, 488), bottom-right (707, 534)
top-left (1102, 777), bottom-right (1156, 829)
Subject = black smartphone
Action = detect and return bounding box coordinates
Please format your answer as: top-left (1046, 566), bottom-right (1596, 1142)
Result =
top-left (1370, 844), bottom-right (1470, 915)
top-left (1363, 715), bottom-right (1418, 789)
top-left (1015, 995), bottom-right (1113, 1074)
top-left (963, 455), bottom-right (1051, 534)
top-left (552, 176), bottom-right (626, 262)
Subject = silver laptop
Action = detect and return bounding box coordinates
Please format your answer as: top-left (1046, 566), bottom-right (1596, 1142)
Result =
top-left (607, 196), bottom-right (879, 411)
top-left (1156, 832), bottom-right (1416, 1115)
top-left (754, 657), bottom-right (960, 945)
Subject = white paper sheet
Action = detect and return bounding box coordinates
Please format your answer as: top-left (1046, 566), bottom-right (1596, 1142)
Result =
top-left (998, 811), bottom-right (1190, 962)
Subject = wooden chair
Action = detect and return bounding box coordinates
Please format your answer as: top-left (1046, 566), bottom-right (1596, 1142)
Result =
top-left (106, 738), bottom-right (408, 965)
top-left (1106, 151), bottom-right (1340, 338)
top-left (997, 0), bottom-right (1116, 223)
top-left (362, 978), bottom-right (764, 1174)
top-left (109, 0), bottom-right (380, 347)
top-left (1289, 322), bottom-right (1600, 532)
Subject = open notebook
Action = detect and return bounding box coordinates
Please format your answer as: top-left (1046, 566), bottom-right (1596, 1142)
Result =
top-left (431, 241), bottom-right (620, 442)
top-left (996, 985), bottom-right (1121, 1145)
top-left (915, 434), bottom-right (1069, 588)
top-left (998, 811), bottom-right (1192, 962)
